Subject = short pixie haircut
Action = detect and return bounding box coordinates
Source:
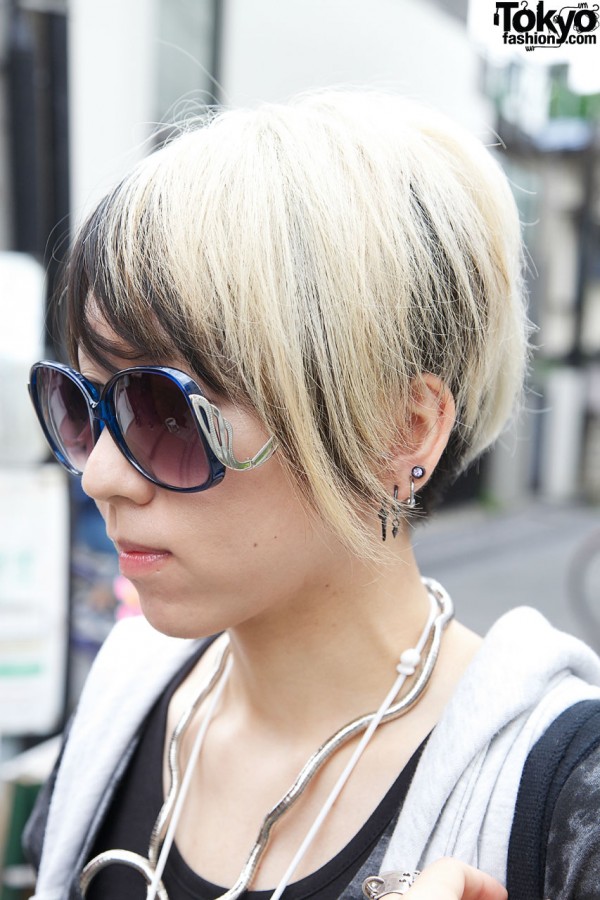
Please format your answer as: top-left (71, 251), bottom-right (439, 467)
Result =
top-left (62, 90), bottom-right (528, 562)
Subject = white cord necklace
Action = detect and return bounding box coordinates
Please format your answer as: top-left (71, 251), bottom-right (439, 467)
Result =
top-left (268, 587), bottom-right (440, 900)
top-left (80, 578), bottom-right (453, 900)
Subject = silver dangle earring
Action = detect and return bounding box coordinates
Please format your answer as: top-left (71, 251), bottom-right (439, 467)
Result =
top-left (408, 465), bottom-right (426, 509)
top-left (391, 486), bottom-right (401, 538)
top-left (378, 497), bottom-right (389, 542)
top-left (380, 469), bottom-right (425, 539)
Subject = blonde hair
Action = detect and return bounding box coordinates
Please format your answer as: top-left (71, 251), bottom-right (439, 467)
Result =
top-left (64, 89), bottom-right (529, 563)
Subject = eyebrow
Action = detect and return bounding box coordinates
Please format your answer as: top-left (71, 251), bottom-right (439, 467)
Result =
top-left (77, 349), bottom-right (155, 379)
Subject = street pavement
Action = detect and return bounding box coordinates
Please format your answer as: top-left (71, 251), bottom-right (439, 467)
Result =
top-left (413, 500), bottom-right (600, 649)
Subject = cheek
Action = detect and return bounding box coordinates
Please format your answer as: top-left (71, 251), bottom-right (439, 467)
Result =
top-left (182, 467), bottom-right (303, 559)
top-left (217, 484), bottom-right (335, 603)
top-left (178, 467), bottom-right (324, 587)
top-left (126, 476), bottom-right (336, 639)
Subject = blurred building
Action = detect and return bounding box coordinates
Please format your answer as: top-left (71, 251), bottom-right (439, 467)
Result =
top-left (485, 65), bottom-right (600, 504)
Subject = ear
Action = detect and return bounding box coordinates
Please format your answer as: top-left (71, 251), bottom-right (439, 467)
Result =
top-left (389, 373), bottom-right (456, 503)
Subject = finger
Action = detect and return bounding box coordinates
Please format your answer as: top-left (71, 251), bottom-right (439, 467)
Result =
top-left (400, 858), bottom-right (508, 900)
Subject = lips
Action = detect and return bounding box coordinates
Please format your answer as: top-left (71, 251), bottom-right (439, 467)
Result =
top-left (112, 540), bottom-right (172, 577)
top-left (115, 540), bottom-right (170, 555)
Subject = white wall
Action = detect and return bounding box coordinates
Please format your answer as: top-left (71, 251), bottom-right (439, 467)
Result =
top-left (68, 0), bottom-right (158, 224)
top-left (220, 0), bottom-right (492, 133)
top-left (67, 0), bottom-right (492, 225)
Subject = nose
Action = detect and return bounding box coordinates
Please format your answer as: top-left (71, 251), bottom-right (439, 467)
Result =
top-left (81, 425), bottom-right (155, 506)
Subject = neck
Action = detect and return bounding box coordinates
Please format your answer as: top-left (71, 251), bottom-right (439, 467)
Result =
top-left (223, 538), bottom-right (435, 739)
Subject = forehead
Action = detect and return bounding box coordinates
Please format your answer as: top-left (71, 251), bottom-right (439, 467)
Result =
top-left (69, 267), bottom-right (230, 399)
top-left (76, 311), bottom-right (149, 375)
top-left (75, 312), bottom-right (224, 403)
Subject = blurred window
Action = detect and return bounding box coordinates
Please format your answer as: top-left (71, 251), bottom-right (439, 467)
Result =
top-left (156, 0), bottom-right (220, 123)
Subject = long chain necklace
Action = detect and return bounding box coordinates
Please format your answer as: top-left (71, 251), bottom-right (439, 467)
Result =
top-left (80, 578), bottom-right (453, 900)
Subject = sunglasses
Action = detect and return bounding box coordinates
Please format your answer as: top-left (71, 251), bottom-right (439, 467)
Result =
top-left (28, 361), bottom-right (277, 492)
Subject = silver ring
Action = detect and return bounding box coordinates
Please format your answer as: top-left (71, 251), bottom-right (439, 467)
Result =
top-left (362, 870), bottom-right (421, 898)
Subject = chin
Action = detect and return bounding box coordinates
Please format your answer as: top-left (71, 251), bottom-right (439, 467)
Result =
top-left (137, 597), bottom-right (220, 641)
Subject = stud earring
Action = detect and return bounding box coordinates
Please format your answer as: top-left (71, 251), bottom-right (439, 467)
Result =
top-left (408, 465), bottom-right (426, 509)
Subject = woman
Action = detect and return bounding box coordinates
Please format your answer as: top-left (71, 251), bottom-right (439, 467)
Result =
top-left (25, 90), bottom-right (600, 900)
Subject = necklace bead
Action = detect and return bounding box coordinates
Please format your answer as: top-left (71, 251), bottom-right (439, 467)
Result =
top-left (397, 648), bottom-right (422, 675)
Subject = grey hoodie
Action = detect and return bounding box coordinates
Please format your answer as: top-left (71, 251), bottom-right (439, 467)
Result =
top-left (25, 606), bottom-right (600, 899)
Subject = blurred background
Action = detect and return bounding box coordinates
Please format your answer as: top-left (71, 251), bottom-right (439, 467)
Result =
top-left (0, 0), bottom-right (598, 894)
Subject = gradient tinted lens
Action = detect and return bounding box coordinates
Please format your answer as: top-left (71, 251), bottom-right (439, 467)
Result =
top-left (111, 371), bottom-right (210, 488)
top-left (35, 367), bottom-right (95, 472)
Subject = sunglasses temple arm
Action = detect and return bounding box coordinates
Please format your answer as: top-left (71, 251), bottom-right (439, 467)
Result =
top-left (190, 395), bottom-right (278, 471)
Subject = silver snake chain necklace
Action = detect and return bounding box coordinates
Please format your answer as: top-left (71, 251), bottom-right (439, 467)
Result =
top-left (80, 577), bottom-right (454, 900)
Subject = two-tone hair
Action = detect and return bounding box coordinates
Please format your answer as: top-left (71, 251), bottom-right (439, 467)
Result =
top-left (60, 89), bottom-right (529, 562)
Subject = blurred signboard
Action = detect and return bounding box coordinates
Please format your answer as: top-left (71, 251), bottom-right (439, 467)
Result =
top-left (0, 466), bottom-right (69, 734)
top-left (0, 252), bottom-right (47, 466)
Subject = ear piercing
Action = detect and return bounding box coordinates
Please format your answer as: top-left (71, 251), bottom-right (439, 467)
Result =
top-left (391, 486), bottom-right (401, 538)
top-left (378, 500), bottom-right (389, 542)
top-left (379, 466), bottom-right (426, 541)
top-left (409, 465), bottom-right (425, 509)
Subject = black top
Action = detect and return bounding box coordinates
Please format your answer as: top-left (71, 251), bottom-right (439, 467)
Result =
top-left (24, 649), bottom-right (600, 899)
top-left (86, 648), bottom-right (427, 900)
top-left (544, 741), bottom-right (600, 899)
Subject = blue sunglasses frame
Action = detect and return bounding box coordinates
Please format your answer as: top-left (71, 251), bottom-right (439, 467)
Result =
top-left (28, 361), bottom-right (277, 492)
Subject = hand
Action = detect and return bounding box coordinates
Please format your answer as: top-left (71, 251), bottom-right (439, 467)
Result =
top-left (400, 858), bottom-right (507, 900)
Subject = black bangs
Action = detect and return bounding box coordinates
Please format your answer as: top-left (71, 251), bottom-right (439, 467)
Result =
top-left (59, 189), bottom-right (229, 397)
